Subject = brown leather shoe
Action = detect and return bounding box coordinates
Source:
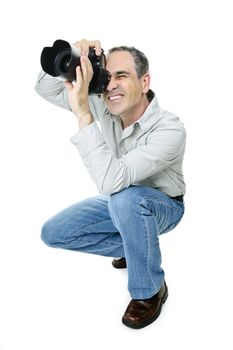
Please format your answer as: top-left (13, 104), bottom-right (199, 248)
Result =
top-left (112, 257), bottom-right (127, 269)
top-left (122, 280), bottom-right (168, 329)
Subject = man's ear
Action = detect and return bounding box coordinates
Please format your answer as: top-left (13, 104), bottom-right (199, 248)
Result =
top-left (141, 73), bottom-right (151, 94)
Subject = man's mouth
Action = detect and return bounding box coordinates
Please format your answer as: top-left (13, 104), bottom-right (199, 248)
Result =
top-left (108, 94), bottom-right (124, 101)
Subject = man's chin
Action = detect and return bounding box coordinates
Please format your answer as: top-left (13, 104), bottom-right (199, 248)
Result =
top-left (106, 105), bottom-right (123, 116)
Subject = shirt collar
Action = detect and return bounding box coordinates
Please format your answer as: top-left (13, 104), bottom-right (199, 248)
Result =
top-left (136, 92), bottom-right (160, 131)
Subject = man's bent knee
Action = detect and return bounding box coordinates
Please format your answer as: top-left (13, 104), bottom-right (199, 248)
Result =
top-left (41, 220), bottom-right (59, 247)
top-left (108, 186), bottom-right (145, 220)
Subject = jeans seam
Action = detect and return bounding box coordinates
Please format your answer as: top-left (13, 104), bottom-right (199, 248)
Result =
top-left (75, 236), bottom-right (120, 247)
top-left (140, 201), bottom-right (156, 293)
top-left (65, 216), bottom-right (121, 247)
top-left (66, 217), bottom-right (113, 240)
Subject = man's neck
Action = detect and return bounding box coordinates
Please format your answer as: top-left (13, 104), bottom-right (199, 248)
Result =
top-left (120, 96), bottom-right (150, 129)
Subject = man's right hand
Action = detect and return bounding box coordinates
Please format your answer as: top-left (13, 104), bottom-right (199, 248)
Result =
top-left (72, 39), bottom-right (102, 57)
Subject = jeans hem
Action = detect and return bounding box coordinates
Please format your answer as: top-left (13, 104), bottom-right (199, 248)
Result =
top-left (129, 278), bottom-right (165, 299)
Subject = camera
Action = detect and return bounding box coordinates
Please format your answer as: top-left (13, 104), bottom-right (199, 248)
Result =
top-left (40, 39), bottom-right (111, 94)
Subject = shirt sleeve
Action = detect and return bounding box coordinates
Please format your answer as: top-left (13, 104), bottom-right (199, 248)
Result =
top-left (34, 71), bottom-right (101, 119)
top-left (34, 71), bottom-right (72, 111)
top-left (70, 121), bottom-right (186, 195)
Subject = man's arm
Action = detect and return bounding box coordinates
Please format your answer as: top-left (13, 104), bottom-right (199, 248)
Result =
top-left (64, 55), bottom-right (95, 129)
top-left (35, 71), bottom-right (71, 111)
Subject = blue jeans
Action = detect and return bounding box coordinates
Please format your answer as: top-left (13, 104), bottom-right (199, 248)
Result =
top-left (41, 186), bottom-right (184, 299)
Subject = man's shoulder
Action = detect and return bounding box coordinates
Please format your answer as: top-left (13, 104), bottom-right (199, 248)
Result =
top-left (159, 108), bottom-right (186, 132)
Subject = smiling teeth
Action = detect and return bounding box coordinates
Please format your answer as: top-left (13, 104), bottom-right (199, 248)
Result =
top-left (109, 95), bottom-right (121, 101)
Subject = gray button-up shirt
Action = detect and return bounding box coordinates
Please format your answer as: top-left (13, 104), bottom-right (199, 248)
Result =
top-left (35, 71), bottom-right (186, 197)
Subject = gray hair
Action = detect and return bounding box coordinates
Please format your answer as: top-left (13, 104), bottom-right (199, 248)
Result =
top-left (107, 46), bottom-right (149, 78)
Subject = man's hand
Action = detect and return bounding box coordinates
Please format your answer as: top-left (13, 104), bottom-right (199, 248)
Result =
top-left (64, 57), bottom-right (94, 128)
top-left (64, 39), bottom-right (102, 129)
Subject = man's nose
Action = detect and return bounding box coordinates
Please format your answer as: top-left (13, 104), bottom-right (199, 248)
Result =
top-left (106, 76), bottom-right (118, 91)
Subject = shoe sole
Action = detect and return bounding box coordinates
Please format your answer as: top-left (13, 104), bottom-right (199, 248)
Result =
top-left (122, 286), bottom-right (168, 329)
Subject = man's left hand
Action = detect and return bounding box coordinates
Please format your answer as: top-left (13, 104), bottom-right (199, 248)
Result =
top-left (64, 56), bottom-right (94, 128)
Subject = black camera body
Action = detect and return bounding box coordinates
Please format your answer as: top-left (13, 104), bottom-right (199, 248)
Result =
top-left (40, 39), bottom-right (111, 94)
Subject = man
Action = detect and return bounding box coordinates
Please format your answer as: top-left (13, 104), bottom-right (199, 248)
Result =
top-left (35, 39), bottom-right (186, 329)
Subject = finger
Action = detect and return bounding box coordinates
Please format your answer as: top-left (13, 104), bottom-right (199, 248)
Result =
top-left (72, 39), bottom-right (88, 56)
top-left (80, 56), bottom-right (93, 80)
top-left (80, 39), bottom-right (89, 56)
top-left (91, 40), bottom-right (102, 56)
top-left (75, 65), bottom-right (83, 83)
top-left (73, 39), bottom-right (102, 56)
top-left (85, 40), bottom-right (101, 55)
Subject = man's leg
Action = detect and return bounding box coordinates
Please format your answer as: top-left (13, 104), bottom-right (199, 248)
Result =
top-left (41, 195), bottom-right (125, 258)
top-left (108, 186), bottom-right (185, 300)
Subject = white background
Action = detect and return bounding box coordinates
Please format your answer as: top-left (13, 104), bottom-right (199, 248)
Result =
top-left (0, 0), bottom-right (232, 349)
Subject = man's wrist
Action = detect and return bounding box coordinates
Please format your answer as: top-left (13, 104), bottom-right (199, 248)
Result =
top-left (77, 112), bottom-right (94, 129)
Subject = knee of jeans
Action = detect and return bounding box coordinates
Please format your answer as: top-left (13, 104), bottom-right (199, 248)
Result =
top-left (41, 220), bottom-right (57, 247)
top-left (108, 186), bottom-right (141, 216)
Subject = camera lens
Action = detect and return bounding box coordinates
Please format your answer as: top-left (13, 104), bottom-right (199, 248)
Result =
top-left (59, 55), bottom-right (70, 72)
top-left (54, 49), bottom-right (72, 75)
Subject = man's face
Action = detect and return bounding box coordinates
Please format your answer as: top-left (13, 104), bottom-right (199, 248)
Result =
top-left (103, 51), bottom-right (150, 119)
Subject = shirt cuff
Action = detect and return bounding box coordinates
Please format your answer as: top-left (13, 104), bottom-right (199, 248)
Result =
top-left (70, 122), bottom-right (104, 157)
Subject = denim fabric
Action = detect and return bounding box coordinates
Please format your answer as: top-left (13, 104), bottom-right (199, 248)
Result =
top-left (41, 186), bottom-right (184, 299)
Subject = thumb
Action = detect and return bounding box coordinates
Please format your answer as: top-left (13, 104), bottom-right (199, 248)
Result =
top-left (64, 81), bottom-right (73, 91)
